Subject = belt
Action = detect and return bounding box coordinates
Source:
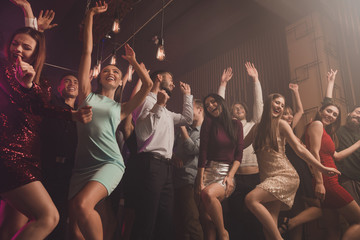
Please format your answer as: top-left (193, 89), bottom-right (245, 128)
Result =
top-left (139, 152), bottom-right (172, 164)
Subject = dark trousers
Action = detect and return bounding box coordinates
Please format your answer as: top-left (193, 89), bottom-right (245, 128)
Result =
top-left (173, 184), bottom-right (203, 240)
top-left (225, 173), bottom-right (265, 240)
top-left (131, 153), bottom-right (174, 240)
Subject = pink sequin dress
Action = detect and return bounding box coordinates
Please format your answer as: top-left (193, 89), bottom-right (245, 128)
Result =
top-left (0, 63), bottom-right (70, 193)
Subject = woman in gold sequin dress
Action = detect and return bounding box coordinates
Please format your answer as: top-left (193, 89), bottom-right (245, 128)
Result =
top-left (243, 93), bottom-right (340, 240)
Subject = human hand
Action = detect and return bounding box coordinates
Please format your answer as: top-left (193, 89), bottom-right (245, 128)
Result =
top-left (321, 166), bottom-right (340, 176)
top-left (15, 56), bottom-right (35, 88)
top-left (156, 90), bottom-right (169, 106)
top-left (223, 176), bottom-right (235, 198)
top-left (245, 61), bottom-right (258, 80)
top-left (10, 0), bottom-right (30, 8)
top-left (72, 105), bottom-right (93, 124)
top-left (221, 67), bottom-right (233, 84)
top-left (180, 81), bottom-right (191, 95)
top-left (37, 10), bottom-right (58, 32)
top-left (327, 69), bottom-right (338, 83)
top-left (314, 183), bottom-right (326, 201)
top-left (121, 44), bottom-right (136, 63)
top-left (289, 83), bottom-right (299, 92)
top-left (90, 1), bottom-right (108, 15)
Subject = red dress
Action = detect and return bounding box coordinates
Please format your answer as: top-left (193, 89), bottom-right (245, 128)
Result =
top-left (0, 62), bottom-right (70, 193)
top-left (305, 127), bottom-right (353, 209)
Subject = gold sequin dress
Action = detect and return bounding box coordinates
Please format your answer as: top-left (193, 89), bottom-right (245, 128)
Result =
top-left (256, 137), bottom-right (300, 210)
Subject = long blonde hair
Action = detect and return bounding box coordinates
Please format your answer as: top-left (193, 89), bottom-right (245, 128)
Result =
top-left (253, 93), bottom-right (284, 153)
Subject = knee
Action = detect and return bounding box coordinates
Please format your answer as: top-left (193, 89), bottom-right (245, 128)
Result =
top-left (244, 193), bottom-right (256, 211)
top-left (200, 189), bottom-right (213, 206)
top-left (37, 204), bottom-right (59, 232)
top-left (69, 197), bottom-right (90, 219)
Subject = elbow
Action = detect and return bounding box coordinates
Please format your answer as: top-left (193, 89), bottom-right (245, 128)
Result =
top-left (144, 80), bottom-right (153, 89)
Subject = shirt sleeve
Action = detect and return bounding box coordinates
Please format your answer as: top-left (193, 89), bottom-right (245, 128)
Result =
top-left (252, 80), bottom-right (263, 123)
top-left (25, 17), bottom-right (38, 30)
top-left (172, 94), bottom-right (193, 126)
top-left (198, 117), bottom-right (212, 168)
top-left (234, 120), bottom-right (244, 163)
top-left (183, 129), bottom-right (200, 155)
top-left (218, 85), bottom-right (226, 99)
top-left (135, 93), bottom-right (162, 141)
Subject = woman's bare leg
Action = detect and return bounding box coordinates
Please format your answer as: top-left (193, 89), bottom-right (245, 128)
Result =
top-left (0, 181), bottom-right (59, 240)
top-left (245, 187), bottom-right (283, 240)
top-left (201, 183), bottom-right (228, 240)
top-left (0, 200), bottom-right (28, 239)
top-left (69, 181), bottom-right (108, 240)
top-left (338, 200), bottom-right (360, 240)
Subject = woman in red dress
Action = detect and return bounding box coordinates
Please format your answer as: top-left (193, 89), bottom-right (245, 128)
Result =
top-left (305, 102), bottom-right (360, 240)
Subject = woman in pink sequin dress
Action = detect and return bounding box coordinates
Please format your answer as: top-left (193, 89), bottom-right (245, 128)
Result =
top-left (0, 27), bottom-right (71, 239)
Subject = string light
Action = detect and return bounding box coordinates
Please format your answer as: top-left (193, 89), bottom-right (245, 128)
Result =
top-left (112, 18), bottom-right (120, 33)
top-left (156, 38), bottom-right (165, 61)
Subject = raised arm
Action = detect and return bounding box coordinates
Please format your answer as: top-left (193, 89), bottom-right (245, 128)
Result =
top-left (78, 1), bottom-right (108, 105)
top-left (171, 82), bottom-right (193, 126)
top-left (217, 67), bottom-right (233, 99)
top-left (11, 0), bottom-right (35, 25)
top-left (120, 45), bottom-right (153, 120)
top-left (325, 69), bottom-right (337, 99)
top-left (289, 83), bottom-right (304, 129)
top-left (245, 62), bottom-right (263, 123)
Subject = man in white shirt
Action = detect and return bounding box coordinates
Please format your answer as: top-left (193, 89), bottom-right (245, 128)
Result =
top-left (131, 70), bottom-right (193, 240)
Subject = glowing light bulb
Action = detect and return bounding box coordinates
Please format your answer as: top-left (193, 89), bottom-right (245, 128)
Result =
top-left (156, 45), bottom-right (165, 61)
top-left (110, 55), bottom-right (116, 65)
top-left (112, 19), bottom-right (120, 34)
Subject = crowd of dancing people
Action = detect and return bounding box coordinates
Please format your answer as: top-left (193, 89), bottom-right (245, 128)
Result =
top-left (1, 1), bottom-right (360, 240)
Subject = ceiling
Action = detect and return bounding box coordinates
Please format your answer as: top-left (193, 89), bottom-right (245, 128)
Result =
top-left (0, 0), bottom-right (325, 84)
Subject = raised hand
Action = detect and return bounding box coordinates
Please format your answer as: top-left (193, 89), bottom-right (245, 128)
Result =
top-left (245, 62), bottom-right (258, 80)
top-left (221, 67), bottom-right (233, 84)
top-left (289, 83), bottom-right (299, 92)
top-left (179, 81), bottom-right (191, 95)
top-left (327, 69), bottom-right (338, 83)
top-left (15, 56), bottom-right (35, 88)
top-left (156, 90), bottom-right (170, 106)
top-left (37, 10), bottom-right (58, 32)
top-left (91, 1), bottom-right (108, 15)
top-left (10, 0), bottom-right (29, 8)
top-left (121, 43), bottom-right (136, 63)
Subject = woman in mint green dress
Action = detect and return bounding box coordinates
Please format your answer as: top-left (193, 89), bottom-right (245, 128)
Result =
top-left (68, 2), bottom-right (153, 239)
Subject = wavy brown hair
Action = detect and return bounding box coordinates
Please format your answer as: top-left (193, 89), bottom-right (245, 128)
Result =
top-left (253, 93), bottom-right (284, 153)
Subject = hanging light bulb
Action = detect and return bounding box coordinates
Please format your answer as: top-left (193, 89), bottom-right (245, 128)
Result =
top-left (110, 54), bottom-right (117, 65)
top-left (156, 39), bottom-right (165, 61)
top-left (128, 65), bottom-right (133, 82)
top-left (112, 18), bottom-right (120, 34)
top-left (92, 61), bottom-right (101, 78)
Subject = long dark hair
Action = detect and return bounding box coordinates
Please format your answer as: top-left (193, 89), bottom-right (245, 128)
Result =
top-left (313, 102), bottom-right (341, 138)
top-left (203, 93), bottom-right (238, 144)
top-left (7, 27), bottom-right (45, 85)
top-left (253, 93), bottom-right (284, 153)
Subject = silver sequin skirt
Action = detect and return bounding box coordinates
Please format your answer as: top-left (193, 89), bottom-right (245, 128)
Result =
top-left (203, 161), bottom-right (235, 192)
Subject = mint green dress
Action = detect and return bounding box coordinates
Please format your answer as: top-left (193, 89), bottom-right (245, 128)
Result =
top-left (68, 92), bottom-right (125, 199)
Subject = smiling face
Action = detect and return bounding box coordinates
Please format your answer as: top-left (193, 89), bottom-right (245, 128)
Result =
top-left (58, 75), bottom-right (78, 99)
top-left (271, 97), bottom-right (285, 118)
top-left (319, 105), bottom-right (339, 126)
top-left (347, 107), bottom-right (360, 127)
top-left (282, 106), bottom-right (294, 125)
top-left (205, 96), bottom-right (222, 118)
top-left (9, 33), bottom-right (37, 64)
top-left (232, 103), bottom-right (246, 120)
top-left (99, 65), bottom-right (122, 90)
